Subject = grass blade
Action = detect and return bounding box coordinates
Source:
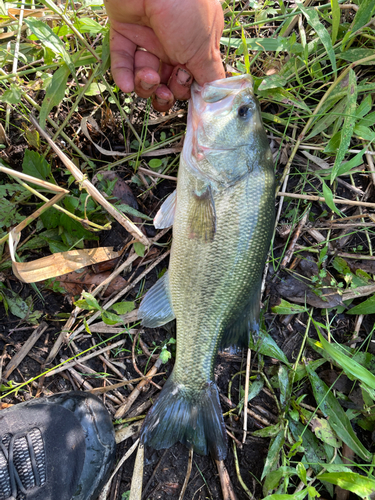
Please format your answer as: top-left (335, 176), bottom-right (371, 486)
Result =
top-left (330, 0), bottom-right (340, 44)
top-left (39, 64), bottom-right (70, 126)
top-left (347, 294), bottom-right (375, 315)
top-left (297, 2), bottom-right (337, 76)
top-left (351, 0), bottom-right (375, 33)
top-left (261, 428), bottom-right (285, 480)
top-left (250, 331), bottom-right (291, 366)
top-left (330, 69), bottom-right (357, 182)
top-left (321, 180), bottom-right (342, 216)
top-left (305, 362), bottom-right (371, 461)
top-left (306, 97), bottom-right (346, 140)
top-left (221, 36), bottom-right (303, 53)
top-left (318, 471), bottom-right (375, 498)
top-left (338, 47), bottom-right (375, 64)
top-left (24, 18), bottom-right (75, 80)
top-left (316, 330), bottom-right (375, 390)
top-left (263, 491), bottom-right (310, 500)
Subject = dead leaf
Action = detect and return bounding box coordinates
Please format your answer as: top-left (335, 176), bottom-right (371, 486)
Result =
top-left (350, 260), bottom-right (375, 275)
top-left (0, 403), bottom-right (13, 410)
top-left (276, 256), bottom-right (343, 309)
top-left (95, 170), bottom-right (141, 220)
top-left (48, 269), bottom-right (128, 297)
top-left (91, 257), bottom-right (120, 273)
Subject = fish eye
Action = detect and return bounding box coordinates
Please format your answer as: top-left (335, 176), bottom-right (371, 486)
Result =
top-left (238, 105), bottom-right (251, 119)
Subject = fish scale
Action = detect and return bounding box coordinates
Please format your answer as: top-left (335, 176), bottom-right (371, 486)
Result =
top-left (170, 164), bottom-right (274, 386)
top-left (139, 74), bottom-right (275, 459)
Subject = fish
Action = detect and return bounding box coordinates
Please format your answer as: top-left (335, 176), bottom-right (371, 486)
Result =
top-left (138, 74), bottom-right (275, 460)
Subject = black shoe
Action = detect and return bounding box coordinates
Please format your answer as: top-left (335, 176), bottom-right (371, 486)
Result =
top-left (0, 392), bottom-right (116, 500)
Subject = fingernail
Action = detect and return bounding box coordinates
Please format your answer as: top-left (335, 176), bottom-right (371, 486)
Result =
top-left (141, 81), bottom-right (156, 91)
top-left (155, 95), bottom-right (169, 105)
top-left (177, 68), bottom-right (192, 86)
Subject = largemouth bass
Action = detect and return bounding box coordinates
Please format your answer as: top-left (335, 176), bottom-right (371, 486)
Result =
top-left (138, 74), bottom-right (275, 460)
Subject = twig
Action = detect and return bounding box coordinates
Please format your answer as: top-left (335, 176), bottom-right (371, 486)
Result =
top-left (45, 337), bottom-right (134, 377)
top-left (88, 372), bottom-right (165, 395)
top-left (294, 467), bottom-right (314, 494)
top-left (339, 3), bottom-right (358, 9)
top-left (336, 177), bottom-right (365, 196)
top-left (246, 407), bottom-right (272, 427)
top-left (227, 429), bottom-right (243, 448)
top-left (30, 116), bottom-right (150, 246)
top-left (114, 357), bottom-right (163, 419)
top-left (178, 448), bottom-right (194, 500)
top-left (281, 0), bottom-right (313, 38)
top-left (295, 245), bottom-right (375, 260)
top-left (138, 167), bottom-right (177, 181)
top-left (342, 284), bottom-right (375, 302)
top-left (21, 92), bottom-right (94, 165)
top-left (278, 191), bottom-right (375, 209)
top-left (99, 439), bottom-right (140, 500)
top-left (299, 144), bottom-right (375, 156)
top-left (132, 330), bottom-right (161, 390)
top-left (215, 460), bottom-right (238, 500)
top-left (129, 443), bottom-right (144, 500)
top-left (70, 248), bottom-right (170, 341)
top-left (316, 223), bottom-right (375, 228)
top-left (40, 0), bottom-right (101, 62)
top-left (0, 166), bottom-right (69, 246)
top-left (98, 353), bottom-right (134, 389)
top-left (0, 333), bottom-right (45, 366)
top-left (242, 348), bottom-right (251, 444)
top-left (0, 344), bottom-right (9, 383)
top-left (351, 315), bottom-right (364, 346)
top-left (233, 441), bottom-right (255, 500)
top-left (3, 322), bottom-right (48, 379)
top-left (141, 449), bottom-right (169, 500)
top-left (366, 149), bottom-right (375, 186)
top-left (45, 249), bottom-right (139, 362)
top-left (5, 0), bottom-right (25, 131)
top-left (115, 421), bottom-right (143, 445)
top-left (281, 207), bottom-right (310, 268)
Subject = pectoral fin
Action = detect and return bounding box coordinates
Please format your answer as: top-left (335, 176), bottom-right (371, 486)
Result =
top-left (138, 271), bottom-right (175, 327)
top-left (188, 186), bottom-right (216, 243)
top-left (154, 190), bottom-right (177, 229)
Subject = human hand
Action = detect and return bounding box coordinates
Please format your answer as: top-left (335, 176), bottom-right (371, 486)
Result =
top-left (106, 0), bottom-right (225, 111)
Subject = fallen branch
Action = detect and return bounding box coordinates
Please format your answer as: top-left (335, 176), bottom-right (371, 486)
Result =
top-left (278, 191), bottom-right (375, 209)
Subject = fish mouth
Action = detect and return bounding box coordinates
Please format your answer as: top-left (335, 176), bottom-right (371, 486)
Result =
top-left (190, 74), bottom-right (253, 112)
top-left (186, 75), bottom-right (254, 161)
top-left (198, 74), bottom-right (253, 104)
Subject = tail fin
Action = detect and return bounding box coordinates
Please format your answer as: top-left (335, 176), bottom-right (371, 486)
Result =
top-left (140, 377), bottom-right (227, 460)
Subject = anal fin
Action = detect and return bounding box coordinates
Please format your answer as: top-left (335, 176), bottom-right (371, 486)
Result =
top-left (154, 190), bottom-right (177, 229)
top-left (220, 283), bottom-right (261, 350)
top-left (188, 185), bottom-right (216, 243)
top-left (138, 271), bottom-right (175, 327)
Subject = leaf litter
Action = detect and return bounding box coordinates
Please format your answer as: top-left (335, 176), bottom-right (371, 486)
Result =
top-left (1, 0), bottom-right (375, 499)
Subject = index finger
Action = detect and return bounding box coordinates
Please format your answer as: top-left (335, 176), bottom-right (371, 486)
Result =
top-left (110, 26), bottom-right (137, 93)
